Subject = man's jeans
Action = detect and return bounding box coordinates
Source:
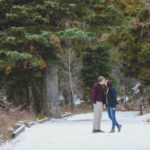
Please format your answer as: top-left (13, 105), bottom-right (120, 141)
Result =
top-left (108, 107), bottom-right (119, 129)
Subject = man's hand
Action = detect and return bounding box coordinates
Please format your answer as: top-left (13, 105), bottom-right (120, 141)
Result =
top-left (103, 104), bottom-right (106, 110)
top-left (93, 102), bottom-right (96, 106)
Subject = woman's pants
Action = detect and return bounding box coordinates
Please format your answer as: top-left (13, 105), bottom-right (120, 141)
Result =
top-left (108, 107), bottom-right (119, 129)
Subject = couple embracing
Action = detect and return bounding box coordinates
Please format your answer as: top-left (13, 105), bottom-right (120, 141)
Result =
top-left (91, 76), bottom-right (122, 133)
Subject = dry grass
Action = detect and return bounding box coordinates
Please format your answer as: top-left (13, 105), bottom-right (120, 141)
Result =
top-left (60, 105), bottom-right (75, 114)
top-left (0, 110), bottom-right (36, 143)
top-left (144, 107), bottom-right (150, 114)
top-left (74, 104), bottom-right (93, 114)
top-left (60, 104), bottom-right (93, 115)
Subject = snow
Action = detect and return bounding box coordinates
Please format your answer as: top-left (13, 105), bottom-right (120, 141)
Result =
top-left (74, 95), bottom-right (83, 105)
top-left (122, 95), bottom-right (129, 102)
top-left (132, 82), bottom-right (140, 94)
top-left (58, 95), bottom-right (82, 105)
top-left (1, 111), bottom-right (150, 150)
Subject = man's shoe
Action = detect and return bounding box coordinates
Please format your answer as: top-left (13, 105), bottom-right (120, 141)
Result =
top-left (99, 130), bottom-right (105, 133)
top-left (92, 129), bottom-right (98, 133)
top-left (109, 129), bottom-right (115, 133)
top-left (117, 124), bottom-right (122, 132)
top-left (92, 129), bottom-right (105, 133)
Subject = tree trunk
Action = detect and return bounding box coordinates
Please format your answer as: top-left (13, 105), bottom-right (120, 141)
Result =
top-left (140, 103), bottom-right (143, 115)
top-left (63, 88), bottom-right (73, 106)
top-left (63, 89), bottom-right (69, 105)
top-left (68, 48), bottom-right (74, 106)
top-left (28, 83), bottom-right (35, 115)
top-left (62, 75), bottom-right (74, 106)
top-left (41, 63), bottom-right (61, 118)
top-left (31, 81), bottom-right (40, 113)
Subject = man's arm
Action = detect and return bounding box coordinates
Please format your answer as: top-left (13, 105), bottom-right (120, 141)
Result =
top-left (91, 85), bottom-right (96, 104)
top-left (102, 93), bottom-right (106, 107)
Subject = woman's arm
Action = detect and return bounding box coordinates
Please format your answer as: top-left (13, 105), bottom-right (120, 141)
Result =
top-left (111, 88), bottom-right (118, 107)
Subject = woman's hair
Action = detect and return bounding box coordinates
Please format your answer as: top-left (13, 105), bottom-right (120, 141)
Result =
top-left (107, 80), bottom-right (113, 88)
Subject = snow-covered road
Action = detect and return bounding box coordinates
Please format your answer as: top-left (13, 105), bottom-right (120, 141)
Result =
top-left (1, 111), bottom-right (150, 150)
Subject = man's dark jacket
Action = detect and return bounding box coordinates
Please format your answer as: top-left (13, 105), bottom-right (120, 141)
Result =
top-left (91, 82), bottom-right (106, 104)
top-left (106, 87), bottom-right (118, 107)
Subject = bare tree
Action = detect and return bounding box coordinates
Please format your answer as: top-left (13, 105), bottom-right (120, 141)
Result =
top-left (58, 48), bottom-right (81, 106)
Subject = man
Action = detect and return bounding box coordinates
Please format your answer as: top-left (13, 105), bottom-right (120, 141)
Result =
top-left (91, 76), bottom-right (106, 133)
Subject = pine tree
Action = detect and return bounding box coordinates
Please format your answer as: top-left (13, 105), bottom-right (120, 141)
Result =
top-left (108, 4), bottom-right (150, 83)
top-left (80, 43), bottom-right (112, 102)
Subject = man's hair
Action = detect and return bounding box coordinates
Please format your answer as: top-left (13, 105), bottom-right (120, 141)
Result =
top-left (107, 80), bottom-right (113, 88)
top-left (98, 76), bottom-right (105, 82)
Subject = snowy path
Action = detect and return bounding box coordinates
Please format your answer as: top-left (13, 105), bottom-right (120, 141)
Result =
top-left (1, 111), bottom-right (150, 150)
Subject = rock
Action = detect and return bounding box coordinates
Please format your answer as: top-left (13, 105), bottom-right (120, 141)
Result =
top-left (12, 125), bottom-right (25, 139)
top-left (62, 112), bottom-right (71, 118)
top-left (37, 118), bottom-right (50, 123)
top-left (26, 121), bottom-right (35, 128)
top-left (15, 123), bottom-right (22, 129)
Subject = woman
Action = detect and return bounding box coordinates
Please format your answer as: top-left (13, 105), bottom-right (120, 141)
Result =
top-left (106, 80), bottom-right (122, 133)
